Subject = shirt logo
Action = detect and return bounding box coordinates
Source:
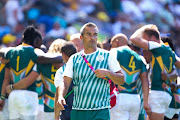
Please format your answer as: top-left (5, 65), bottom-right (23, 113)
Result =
top-left (96, 55), bottom-right (104, 62)
top-left (77, 60), bottom-right (80, 63)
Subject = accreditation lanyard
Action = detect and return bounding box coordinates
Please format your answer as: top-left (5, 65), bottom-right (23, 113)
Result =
top-left (81, 53), bottom-right (109, 81)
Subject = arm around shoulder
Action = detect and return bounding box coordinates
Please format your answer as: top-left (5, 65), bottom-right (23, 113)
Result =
top-left (12, 71), bottom-right (39, 90)
top-left (36, 55), bottom-right (63, 64)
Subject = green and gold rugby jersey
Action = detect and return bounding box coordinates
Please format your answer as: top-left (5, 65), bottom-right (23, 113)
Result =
top-left (63, 48), bottom-right (121, 110)
top-left (36, 63), bottom-right (58, 112)
top-left (5, 43), bottom-right (38, 92)
top-left (36, 78), bottom-right (44, 105)
top-left (169, 87), bottom-right (180, 109)
top-left (112, 46), bottom-right (146, 94)
top-left (148, 41), bottom-right (176, 93)
top-left (0, 63), bottom-right (8, 96)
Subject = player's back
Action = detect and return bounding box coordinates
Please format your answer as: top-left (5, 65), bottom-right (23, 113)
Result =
top-left (6, 44), bottom-right (38, 91)
top-left (150, 44), bottom-right (176, 92)
top-left (115, 46), bottom-right (146, 94)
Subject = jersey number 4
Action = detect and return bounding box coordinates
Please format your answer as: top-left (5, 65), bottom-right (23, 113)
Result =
top-left (128, 56), bottom-right (136, 71)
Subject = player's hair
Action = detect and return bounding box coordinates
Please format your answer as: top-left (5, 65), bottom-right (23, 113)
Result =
top-left (61, 42), bottom-right (77, 57)
top-left (143, 25), bottom-right (160, 40)
top-left (161, 36), bottom-right (175, 51)
top-left (22, 25), bottom-right (42, 46)
top-left (80, 22), bottom-right (99, 36)
top-left (48, 39), bottom-right (66, 54)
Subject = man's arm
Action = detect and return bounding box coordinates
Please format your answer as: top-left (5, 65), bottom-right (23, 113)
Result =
top-left (140, 71), bottom-right (151, 115)
top-left (34, 48), bottom-right (63, 64)
top-left (54, 68), bottom-right (64, 119)
top-left (56, 76), bottom-right (72, 111)
top-left (130, 25), bottom-right (157, 50)
top-left (1, 67), bottom-right (10, 96)
top-left (94, 69), bottom-right (124, 85)
top-left (161, 69), bottom-right (178, 82)
top-left (0, 67), bottom-right (10, 111)
top-left (36, 55), bottom-right (63, 64)
top-left (130, 28), bottom-right (149, 50)
top-left (6, 71), bottom-right (39, 94)
top-left (55, 89), bottom-right (60, 120)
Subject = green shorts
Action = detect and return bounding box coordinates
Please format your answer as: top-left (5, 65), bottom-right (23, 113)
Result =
top-left (70, 108), bottom-right (110, 120)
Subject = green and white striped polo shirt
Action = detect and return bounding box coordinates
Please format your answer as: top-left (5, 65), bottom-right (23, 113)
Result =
top-left (63, 48), bottom-right (121, 110)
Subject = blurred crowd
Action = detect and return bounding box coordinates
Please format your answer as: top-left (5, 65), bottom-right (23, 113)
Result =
top-left (0, 0), bottom-right (180, 55)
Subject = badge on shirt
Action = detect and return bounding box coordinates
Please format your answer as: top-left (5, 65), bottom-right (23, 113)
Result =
top-left (96, 55), bottom-right (104, 62)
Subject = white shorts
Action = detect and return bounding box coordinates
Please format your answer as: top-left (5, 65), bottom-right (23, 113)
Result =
top-left (164, 108), bottom-right (180, 119)
top-left (8, 90), bottom-right (38, 119)
top-left (0, 112), bottom-right (2, 120)
top-left (44, 112), bottom-right (54, 120)
top-left (1, 99), bottom-right (9, 120)
top-left (37, 104), bottom-right (44, 120)
top-left (149, 90), bottom-right (172, 114)
top-left (110, 93), bottom-right (140, 120)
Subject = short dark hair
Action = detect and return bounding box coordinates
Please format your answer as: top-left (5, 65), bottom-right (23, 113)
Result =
top-left (22, 25), bottom-right (42, 46)
top-left (161, 36), bottom-right (174, 51)
top-left (80, 22), bottom-right (99, 36)
top-left (143, 28), bottom-right (160, 40)
top-left (61, 42), bottom-right (77, 57)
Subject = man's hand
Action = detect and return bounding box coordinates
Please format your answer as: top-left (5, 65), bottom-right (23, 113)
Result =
top-left (144, 102), bottom-right (151, 115)
top-left (170, 82), bottom-right (177, 92)
top-left (0, 99), bottom-right (5, 111)
top-left (6, 85), bottom-right (12, 94)
top-left (94, 69), bottom-right (108, 78)
top-left (56, 97), bottom-right (66, 110)
top-left (0, 57), bottom-right (9, 64)
top-left (161, 72), bottom-right (168, 81)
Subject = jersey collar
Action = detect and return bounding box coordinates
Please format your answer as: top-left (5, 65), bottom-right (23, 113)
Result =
top-left (22, 43), bottom-right (34, 48)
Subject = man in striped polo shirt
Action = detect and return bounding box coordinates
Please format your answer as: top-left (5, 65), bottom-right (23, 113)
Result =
top-left (57, 22), bottom-right (124, 120)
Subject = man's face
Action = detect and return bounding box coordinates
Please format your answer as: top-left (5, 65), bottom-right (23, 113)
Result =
top-left (81, 26), bottom-right (98, 49)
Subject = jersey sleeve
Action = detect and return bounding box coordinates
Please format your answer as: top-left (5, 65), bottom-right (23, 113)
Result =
top-left (32, 63), bottom-right (40, 74)
top-left (110, 48), bottom-right (117, 59)
top-left (108, 51), bottom-right (121, 72)
top-left (141, 61), bottom-right (147, 73)
top-left (54, 68), bottom-right (63, 88)
top-left (148, 41), bottom-right (165, 57)
top-left (30, 49), bottom-right (38, 62)
top-left (148, 41), bottom-right (161, 51)
top-left (34, 48), bottom-right (45, 56)
top-left (5, 49), bottom-right (11, 59)
top-left (63, 55), bottom-right (74, 78)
